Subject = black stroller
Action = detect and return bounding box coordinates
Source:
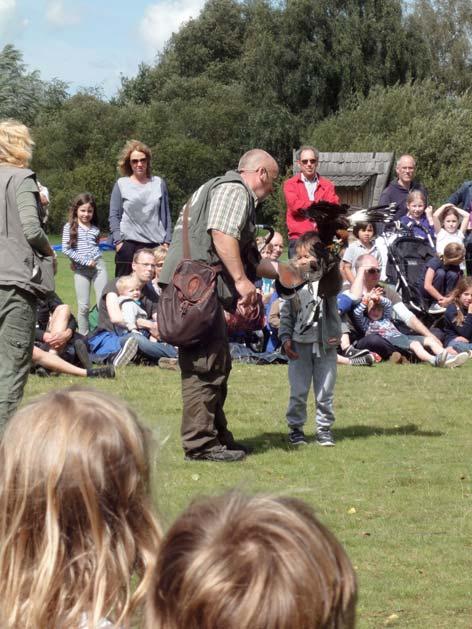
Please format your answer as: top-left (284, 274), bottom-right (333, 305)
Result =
top-left (383, 227), bottom-right (439, 324)
top-left (346, 204), bottom-right (439, 324)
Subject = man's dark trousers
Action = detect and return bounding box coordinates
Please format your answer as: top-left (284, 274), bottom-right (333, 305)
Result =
top-left (178, 308), bottom-right (235, 455)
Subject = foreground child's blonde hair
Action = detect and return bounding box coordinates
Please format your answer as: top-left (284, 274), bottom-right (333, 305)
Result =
top-left (0, 386), bottom-right (162, 629)
top-left (0, 118), bottom-right (34, 167)
top-left (147, 491), bottom-right (357, 629)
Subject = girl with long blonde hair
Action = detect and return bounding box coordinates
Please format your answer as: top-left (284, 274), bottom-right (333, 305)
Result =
top-left (0, 386), bottom-right (161, 628)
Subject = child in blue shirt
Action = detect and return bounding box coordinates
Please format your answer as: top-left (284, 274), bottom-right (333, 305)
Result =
top-left (418, 242), bottom-right (464, 312)
top-left (400, 190), bottom-right (435, 244)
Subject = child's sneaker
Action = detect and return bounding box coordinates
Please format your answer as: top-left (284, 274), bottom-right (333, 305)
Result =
top-left (434, 350), bottom-right (449, 368)
top-left (113, 337), bottom-right (138, 368)
top-left (315, 429), bottom-right (335, 447)
top-left (288, 427), bottom-right (308, 446)
top-left (428, 302), bottom-right (446, 314)
top-left (349, 353), bottom-right (374, 366)
top-left (158, 357), bottom-right (179, 371)
top-left (444, 351), bottom-right (469, 368)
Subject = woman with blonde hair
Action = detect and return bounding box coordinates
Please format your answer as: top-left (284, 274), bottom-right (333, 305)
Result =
top-left (0, 386), bottom-right (162, 628)
top-left (147, 491), bottom-right (357, 629)
top-left (109, 139), bottom-right (172, 277)
top-left (0, 118), bottom-right (55, 430)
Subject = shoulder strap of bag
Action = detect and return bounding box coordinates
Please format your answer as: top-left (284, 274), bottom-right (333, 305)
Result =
top-left (182, 201), bottom-right (191, 260)
top-left (180, 197), bottom-right (222, 273)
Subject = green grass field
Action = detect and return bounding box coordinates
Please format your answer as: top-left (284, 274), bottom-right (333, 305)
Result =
top-left (24, 250), bottom-right (472, 628)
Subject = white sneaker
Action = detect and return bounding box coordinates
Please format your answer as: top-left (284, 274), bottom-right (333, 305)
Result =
top-left (445, 351), bottom-right (469, 368)
top-left (428, 303), bottom-right (446, 314)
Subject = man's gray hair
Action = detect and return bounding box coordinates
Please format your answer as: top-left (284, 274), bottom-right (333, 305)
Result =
top-left (296, 145), bottom-right (320, 161)
top-left (396, 154), bottom-right (416, 168)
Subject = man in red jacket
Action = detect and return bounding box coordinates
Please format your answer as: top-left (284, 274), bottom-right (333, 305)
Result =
top-left (284, 145), bottom-right (339, 258)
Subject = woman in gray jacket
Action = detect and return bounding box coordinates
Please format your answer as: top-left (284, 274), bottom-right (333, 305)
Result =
top-left (0, 118), bottom-right (55, 430)
top-left (109, 139), bottom-right (172, 277)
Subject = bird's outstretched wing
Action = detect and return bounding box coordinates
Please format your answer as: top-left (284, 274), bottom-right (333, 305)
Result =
top-left (348, 203), bottom-right (397, 225)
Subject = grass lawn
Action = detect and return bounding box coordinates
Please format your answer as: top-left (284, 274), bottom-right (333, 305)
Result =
top-left (23, 249), bottom-right (472, 628)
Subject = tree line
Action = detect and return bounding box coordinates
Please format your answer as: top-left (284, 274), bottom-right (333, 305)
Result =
top-left (1, 0), bottom-right (471, 234)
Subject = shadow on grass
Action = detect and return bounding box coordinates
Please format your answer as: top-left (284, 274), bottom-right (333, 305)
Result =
top-left (242, 423), bottom-right (443, 453)
top-left (334, 423), bottom-right (444, 441)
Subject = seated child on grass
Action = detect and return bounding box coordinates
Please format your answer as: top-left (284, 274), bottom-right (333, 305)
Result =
top-left (352, 287), bottom-right (468, 368)
top-left (146, 491), bottom-right (357, 629)
top-left (443, 277), bottom-right (472, 354)
top-left (0, 386), bottom-right (161, 629)
top-left (116, 274), bottom-right (156, 340)
top-left (417, 242), bottom-right (465, 313)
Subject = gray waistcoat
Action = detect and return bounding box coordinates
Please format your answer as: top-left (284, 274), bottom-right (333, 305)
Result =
top-left (0, 166), bottom-right (53, 296)
top-left (160, 171), bottom-right (257, 309)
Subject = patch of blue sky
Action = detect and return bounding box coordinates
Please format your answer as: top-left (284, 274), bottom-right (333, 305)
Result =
top-left (0, 0), bottom-right (206, 98)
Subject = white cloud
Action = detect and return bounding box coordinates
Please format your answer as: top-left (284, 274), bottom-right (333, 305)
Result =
top-left (0, 0), bottom-right (16, 31)
top-left (46, 0), bottom-right (80, 27)
top-left (139, 0), bottom-right (206, 53)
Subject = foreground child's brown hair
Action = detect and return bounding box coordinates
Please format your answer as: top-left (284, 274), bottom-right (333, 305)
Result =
top-left (0, 386), bottom-right (162, 629)
top-left (147, 491), bottom-right (357, 629)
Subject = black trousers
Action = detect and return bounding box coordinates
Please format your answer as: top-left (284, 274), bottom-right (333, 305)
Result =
top-left (114, 239), bottom-right (160, 277)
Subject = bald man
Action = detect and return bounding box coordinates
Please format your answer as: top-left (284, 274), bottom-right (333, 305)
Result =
top-left (379, 154), bottom-right (428, 219)
top-left (159, 149), bottom-right (279, 462)
top-left (269, 231), bottom-right (284, 260)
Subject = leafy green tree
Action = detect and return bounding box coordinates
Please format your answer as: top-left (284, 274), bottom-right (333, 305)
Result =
top-left (409, 0), bottom-right (472, 92)
top-left (0, 45), bottom-right (45, 124)
top-left (169, 0), bottom-right (245, 79)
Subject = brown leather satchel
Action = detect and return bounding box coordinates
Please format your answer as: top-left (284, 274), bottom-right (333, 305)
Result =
top-left (157, 203), bottom-right (221, 347)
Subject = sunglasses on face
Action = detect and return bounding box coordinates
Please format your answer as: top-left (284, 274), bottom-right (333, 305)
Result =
top-left (367, 267), bottom-right (380, 274)
top-left (131, 158), bottom-right (147, 165)
top-left (301, 159), bottom-right (317, 165)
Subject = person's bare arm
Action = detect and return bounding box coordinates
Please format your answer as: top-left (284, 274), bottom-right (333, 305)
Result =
top-left (211, 229), bottom-right (256, 304)
top-left (432, 205), bottom-right (448, 233)
top-left (423, 267), bottom-right (444, 302)
top-left (350, 265), bottom-right (367, 300)
top-left (458, 208), bottom-right (470, 233)
top-left (340, 260), bottom-right (354, 285)
top-left (136, 318), bottom-right (160, 339)
top-left (255, 258), bottom-right (279, 279)
top-left (106, 292), bottom-right (125, 325)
